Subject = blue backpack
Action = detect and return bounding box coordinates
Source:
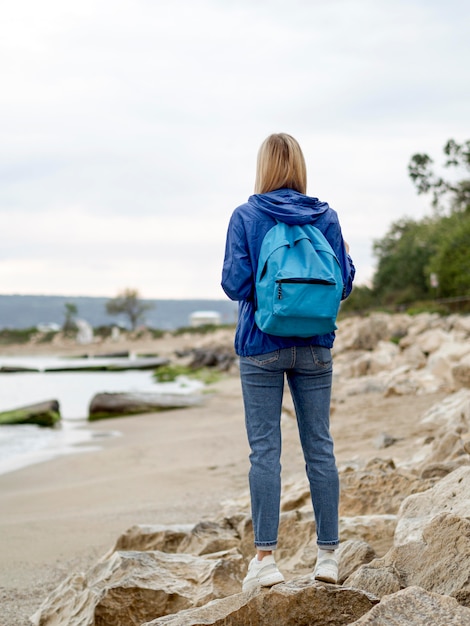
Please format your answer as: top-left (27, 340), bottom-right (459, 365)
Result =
top-left (254, 222), bottom-right (344, 337)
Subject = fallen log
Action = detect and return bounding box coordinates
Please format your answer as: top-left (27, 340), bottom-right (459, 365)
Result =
top-left (88, 392), bottom-right (204, 421)
top-left (0, 399), bottom-right (61, 427)
top-left (45, 356), bottom-right (169, 373)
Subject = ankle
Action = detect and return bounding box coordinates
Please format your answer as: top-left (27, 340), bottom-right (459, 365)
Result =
top-left (318, 548), bottom-right (337, 560)
top-left (256, 550), bottom-right (273, 561)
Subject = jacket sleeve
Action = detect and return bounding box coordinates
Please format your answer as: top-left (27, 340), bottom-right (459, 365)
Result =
top-left (324, 214), bottom-right (355, 300)
top-left (221, 211), bottom-right (254, 301)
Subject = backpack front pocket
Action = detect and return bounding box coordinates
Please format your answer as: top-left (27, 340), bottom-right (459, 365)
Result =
top-left (273, 278), bottom-right (338, 319)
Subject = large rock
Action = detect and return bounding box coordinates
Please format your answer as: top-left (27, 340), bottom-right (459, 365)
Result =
top-left (348, 513), bottom-right (470, 606)
top-left (0, 399), bottom-right (60, 427)
top-left (394, 466), bottom-right (470, 545)
top-left (143, 578), bottom-right (378, 626)
top-left (348, 585), bottom-right (470, 625)
top-left (88, 391), bottom-right (204, 420)
top-left (105, 524), bottom-right (193, 557)
top-left (335, 314), bottom-right (392, 351)
top-left (344, 561), bottom-right (401, 599)
top-left (339, 515), bottom-right (397, 557)
top-left (31, 549), bottom-right (244, 626)
top-left (453, 354), bottom-right (470, 389)
top-left (339, 458), bottom-right (432, 517)
top-left (336, 540), bottom-right (377, 584)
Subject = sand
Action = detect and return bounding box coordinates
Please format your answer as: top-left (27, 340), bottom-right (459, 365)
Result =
top-left (0, 335), bottom-right (447, 626)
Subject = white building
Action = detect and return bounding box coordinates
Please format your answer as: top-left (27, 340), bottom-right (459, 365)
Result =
top-left (189, 310), bottom-right (222, 327)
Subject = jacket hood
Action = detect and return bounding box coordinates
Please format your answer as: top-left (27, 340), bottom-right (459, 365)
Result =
top-left (248, 188), bottom-right (330, 225)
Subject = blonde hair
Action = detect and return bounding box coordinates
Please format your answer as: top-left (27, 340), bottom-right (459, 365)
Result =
top-left (254, 133), bottom-right (307, 195)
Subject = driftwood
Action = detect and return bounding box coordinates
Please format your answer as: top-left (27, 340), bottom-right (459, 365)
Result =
top-left (88, 392), bottom-right (203, 421)
top-left (45, 356), bottom-right (169, 373)
top-left (0, 400), bottom-right (61, 427)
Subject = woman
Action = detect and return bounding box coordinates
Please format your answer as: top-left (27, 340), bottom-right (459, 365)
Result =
top-left (221, 133), bottom-right (355, 591)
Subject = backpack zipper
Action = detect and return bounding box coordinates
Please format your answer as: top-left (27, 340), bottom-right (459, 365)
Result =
top-left (276, 278), bottom-right (335, 299)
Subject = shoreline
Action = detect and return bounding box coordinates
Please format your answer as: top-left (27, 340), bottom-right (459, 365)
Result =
top-left (0, 330), bottom-right (452, 625)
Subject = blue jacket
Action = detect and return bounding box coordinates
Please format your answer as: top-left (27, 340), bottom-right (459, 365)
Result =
top-left (221, 188), bottom-right (355, 356)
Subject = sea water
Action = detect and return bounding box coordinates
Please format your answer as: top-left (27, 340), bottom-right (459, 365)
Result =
top-left (0, 356), bottom-right (203, 476)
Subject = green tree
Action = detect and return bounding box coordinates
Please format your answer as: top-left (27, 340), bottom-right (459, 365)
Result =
top-left (63, 302), bottom-right (78, 332)
top-left (372, 217), bottom-right (439, 305)
top-left (408, 139), bottom-right (470, 213)
top-left (105, 288), bottom-right (154, 330)
top-left (427, 211), bottom-right (470, 298)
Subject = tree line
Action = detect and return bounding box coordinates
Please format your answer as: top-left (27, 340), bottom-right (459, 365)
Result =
top-left (343, 139), bottom-right (470, 314)
top-left (63, 288), bottom-right (152, 333)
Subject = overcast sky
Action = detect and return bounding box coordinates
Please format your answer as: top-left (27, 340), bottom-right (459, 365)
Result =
top-left (1, 0), bottom-right (469, 299)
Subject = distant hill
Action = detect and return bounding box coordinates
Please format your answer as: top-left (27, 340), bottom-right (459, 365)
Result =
top-left (0, 295), bottom-right (238, 330)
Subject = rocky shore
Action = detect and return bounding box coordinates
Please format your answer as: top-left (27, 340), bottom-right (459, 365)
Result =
top-left (2, 312), bottom-right (470, 625)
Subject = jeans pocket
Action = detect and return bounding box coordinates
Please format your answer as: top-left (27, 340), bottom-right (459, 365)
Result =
top-left (245, 350), bottom-right (281, 366)
top-left (309, 346), bottom-right (332, 368)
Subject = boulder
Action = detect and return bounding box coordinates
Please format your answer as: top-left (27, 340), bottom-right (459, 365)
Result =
top-left (348, 512), bottom-right (470, 609)
top-left (386, 513), bottom-right (470, 604)
top-left (349, 342), bottom-right (400, 378)
top-left (337, 314), bottom-right (392, 351)
top-left (394, 466), bottom-right (470, 545)
top-left (339, 458), bottom-right (433, 517)
top-left (344, 561), bottom-right (402, 599)
top-left (453, 354), bottom-right (470, 389)
top-left (0, 399), bottom-right (60, 427)
top-left (339, 515), bottom-right (397, 557)
top-left (336, 540), bottom-right (377, 584)
top-left (88, 392), bottom-right (204, 421)
top-left (31, 549), bottom-right (244, 626)
top-left (418, 388), bottom-right (470, 431)
top-left (143, 578), bottom-right (378, 626)
top-left (348, 586), bottom-right (470, 625)
top-left (104, 524), bottom-right (193, 558)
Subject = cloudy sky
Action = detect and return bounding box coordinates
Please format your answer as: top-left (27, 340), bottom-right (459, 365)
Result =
top-left (1, 0), bottom-right (469, 299)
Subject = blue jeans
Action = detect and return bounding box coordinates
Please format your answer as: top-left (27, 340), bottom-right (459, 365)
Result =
top-left (239, 345), bottom-right (339, 550)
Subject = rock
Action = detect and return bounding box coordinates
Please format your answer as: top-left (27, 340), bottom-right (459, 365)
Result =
top-left (381, 513), bottom-right (470, 605)
top-left (350, 342), bottom-right (400, 377)
top-left (45, 356), bottom-right (169, 372)
top-left (337, 540), bottom-right (377, 584)
top-left (453, 354), bottom-right (470, 388)
top-left (418, 388), bottom-right (470, 430)
top-left (419, 460), bottom-right (466, 480)
top-left (339, 515), bottom-right (397, 557)
top-left (374, 432), bottom-right (399, 449)
top-left (398, 313), bottom-right (442, 349)
top-left (394, 466), bottom-right (470, 545)
top-left (262, 509), bottom-right (317, 573)
top-left (177, 520), bottom-right (241, 556)
top-left (413, 328), bottom-right (452, 355)
top-left (105, 524), bottom-right (193, 557)
top-left (399, 344), bottom-right (427, 369)
top-left (280, 479), bottom-right (310, 512)
top-left (339, 314), bottom-right (392, 351)
top-left (188, 348), bottom-right (236, 371)
top-left (143, 578), bottom-right (378, 626)
top-left (348, 585), bottom-right (470, 625)
top-left (339, 458), bottom-right (432, 517)
top-left (31, 549), bottom-right (244, 626)
top-left (0, 399), bottom-right (61, 427)
top-left (88, 392), bottom-right (204, 420)
top-left (448, 314), bottom-right (470, 336)
top-left (343, 561), bottom-right (401, 599)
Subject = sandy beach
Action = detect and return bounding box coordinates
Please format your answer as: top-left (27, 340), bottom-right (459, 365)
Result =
top-left (0, 333), bottom-right (448, 626)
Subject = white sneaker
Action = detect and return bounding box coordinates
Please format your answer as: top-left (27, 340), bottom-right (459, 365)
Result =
top-left (313, 553), bottom-right (338, 584)
top-left (242, 555), bottom-right (285, 592)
